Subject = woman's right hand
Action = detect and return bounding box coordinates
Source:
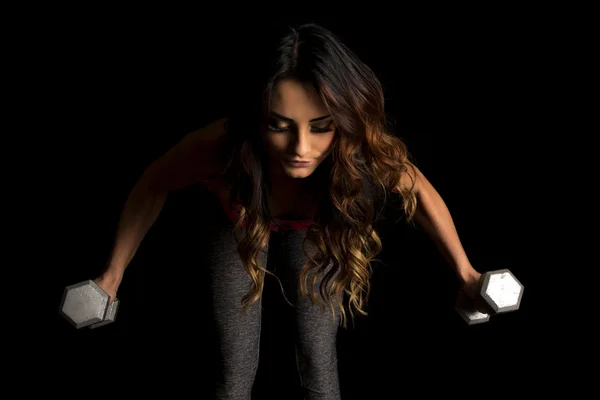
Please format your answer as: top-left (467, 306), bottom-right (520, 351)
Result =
top-left (94, 273), bottom-right (122, 304)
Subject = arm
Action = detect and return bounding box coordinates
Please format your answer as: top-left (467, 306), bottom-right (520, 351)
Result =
top-left (99, 117), bottom-right (229, 285)
top-left (100, 173), bottom-right (167, 282)
top-left (398, 162), bottom-right (481, 290)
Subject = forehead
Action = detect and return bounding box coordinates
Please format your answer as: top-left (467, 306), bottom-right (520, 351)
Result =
top-left (270, 79), bottom-right (328, 120)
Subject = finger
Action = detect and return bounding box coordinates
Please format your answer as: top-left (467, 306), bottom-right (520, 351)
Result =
top-left (474, 297), bottom-right (495, 315)
top-left (455, 290), bottom-right (474, 310)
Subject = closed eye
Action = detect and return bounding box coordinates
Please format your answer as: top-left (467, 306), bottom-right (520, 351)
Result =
top-left (267, 120), bottom-right (334, 134)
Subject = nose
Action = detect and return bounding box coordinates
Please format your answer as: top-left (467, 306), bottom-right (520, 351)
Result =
top-left (290, 127), bottom-right (311, 157)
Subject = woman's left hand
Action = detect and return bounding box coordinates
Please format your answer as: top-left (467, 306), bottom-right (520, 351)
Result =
top-left (458, 270), bottom-right (494, 315)
top-left (461, 270), bottom-right (482, 300)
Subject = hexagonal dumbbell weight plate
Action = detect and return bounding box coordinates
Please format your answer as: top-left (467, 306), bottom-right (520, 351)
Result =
top-left (59, 280), bottom-right (120, 329)
top-left (480, 269), bottom-right (524, 314)
top-left (89, 296), bottom-right (119, 329)
top-left (456, 306), bottom-right (491, 325)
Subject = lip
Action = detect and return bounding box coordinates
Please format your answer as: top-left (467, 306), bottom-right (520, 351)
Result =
top-left (285, 159), bottom-right (311, 167)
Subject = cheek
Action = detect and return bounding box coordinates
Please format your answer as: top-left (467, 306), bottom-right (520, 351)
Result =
top-left (318, 134), bottom-right (336, 152)
top-left (268, 135), bottom-right (288, 152)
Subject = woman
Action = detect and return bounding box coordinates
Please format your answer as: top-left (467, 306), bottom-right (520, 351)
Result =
top-left (95, 23), bottom-right (483, 399)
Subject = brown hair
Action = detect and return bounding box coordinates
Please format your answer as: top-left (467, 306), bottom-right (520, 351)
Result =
top-left (219, 23), bottom-right (417, 329)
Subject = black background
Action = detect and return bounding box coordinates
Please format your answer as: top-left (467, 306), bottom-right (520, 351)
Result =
top-left (32, 9), bottom-right (565, 399)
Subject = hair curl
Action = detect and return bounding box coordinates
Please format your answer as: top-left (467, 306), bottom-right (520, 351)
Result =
top-left (218, 23), bottom-right (417, 329)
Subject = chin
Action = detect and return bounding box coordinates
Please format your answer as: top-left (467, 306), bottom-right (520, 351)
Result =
top-left (282, 166), bottom-right (314, 178)
top-left (285, 170), bottom-right (312, 178)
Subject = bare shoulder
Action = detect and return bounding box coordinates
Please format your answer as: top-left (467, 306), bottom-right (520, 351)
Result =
top-left (146, 117), bottom-right (230, 192)
top-left (395, 161), bottom-right (422, 194)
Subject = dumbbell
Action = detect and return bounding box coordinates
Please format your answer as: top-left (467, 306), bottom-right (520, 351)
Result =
top-left (455, 268), bottom-right (524, 325)
top-left (59, 280), bottom-right (120, 329)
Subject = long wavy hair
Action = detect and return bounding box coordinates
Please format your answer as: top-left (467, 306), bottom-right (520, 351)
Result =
top-left (218, 23), bottom-right (418, 329)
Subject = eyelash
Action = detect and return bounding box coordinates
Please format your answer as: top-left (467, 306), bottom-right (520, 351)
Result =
top-left (268, 123), bottom-right (334, 134)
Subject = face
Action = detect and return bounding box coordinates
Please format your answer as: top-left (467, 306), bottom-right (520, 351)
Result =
top-left (263, 79), bottom-right (336, 184)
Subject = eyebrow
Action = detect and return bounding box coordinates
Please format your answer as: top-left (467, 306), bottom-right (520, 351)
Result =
top-left (270, 112), bottom-right (331, 123)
